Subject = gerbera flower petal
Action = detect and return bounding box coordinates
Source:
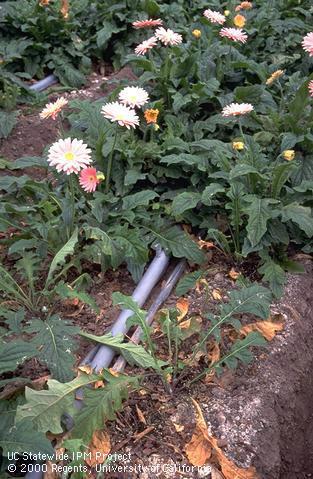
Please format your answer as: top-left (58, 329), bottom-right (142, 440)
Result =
top-left (203, 9), bottom-right (226, 25)
top-left (144, 108), bottom-right (159, 124)
top-left (40, 97), bottom-right (68, 120)
top-left (79, 167), bottom-right (100, 193)
top-left (309, 80), bottom-right (313, 97)
top-left (47, 138), bottom-right (92, 175)
top-left (219, 27), bottom-right (248, 43)
top-left (222, 102), bottom-right (254, 117)
top-left (132, 18), bottom-right (163, 29)
top-left (135, 36), bottom-right (158, 55)
top-left (235, 1), bottom-right (253, 11)
top-left (154, 27), bottom-right (182, 46)
top-left (118, 86), bottom-right (149, 108)
top-left (101, 102), bottom-right (140, 129)
top-left (302, 32), bottom-right (313, 56)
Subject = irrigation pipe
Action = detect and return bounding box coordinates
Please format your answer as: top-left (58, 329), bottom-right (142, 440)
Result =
top-left (24, 247), bottom-right (171, 479)
top-left (112, 259), bottom-right (187, 373)
top-left (28, 74), bottom-right (58, 92)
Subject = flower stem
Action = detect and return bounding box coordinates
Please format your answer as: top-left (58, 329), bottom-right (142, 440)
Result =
top-left (105, 124), bottom-right (118, 194)
top-left (69, 174), bottom-right (75, 235)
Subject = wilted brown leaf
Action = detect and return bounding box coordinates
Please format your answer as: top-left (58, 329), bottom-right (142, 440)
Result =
top-left (198, 239), bottom-right (215, 250)
top-left (176, 298), bottom-right (189, 321)
top-left (136, 405), bottom-right (146, 425)
top-left (196, 278), bottom-right (208, 293)
top-left (43, 461), bottom-right (58, 479)
top-left (179, 318), bottom-right (191, 329)
top-left (78, 365), bottom-right (93, 375)
top-left (212, 289), bottom-right (222, 301)
top-left (185, 399), bottom-right (212, 466)
top-left (228, 268), bottom-right (240, 280)
top-left (85, 430), bottom-right (111, 467)
top-left (240, 317), bottom-right (284, 341)
top-left (187, 400), bottom-right (259, 478)
top-left (208, 342), bottom-right (220, 367)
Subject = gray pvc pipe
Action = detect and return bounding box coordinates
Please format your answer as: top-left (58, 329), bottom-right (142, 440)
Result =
top-left (112, 259), bottom-right (186, 373)
top-left (24, 248), bottom-right (169, 479)
top-left (89, 247), bottom-right (169, 372)
top-left (29, 74), bottom-right (58, 92)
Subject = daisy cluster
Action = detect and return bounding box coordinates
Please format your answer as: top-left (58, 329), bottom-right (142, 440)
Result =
top-left (40, 98), bottom-right (103, 192)
top-left (132, 18), bottom-right (182, 56)
top-left (203, 8), bottom-right (248, 44)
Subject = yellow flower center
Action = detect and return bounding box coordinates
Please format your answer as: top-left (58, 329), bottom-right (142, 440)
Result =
top-left (65, 151), bottom-right (74, 161)
top-left (130, 95), bottom-right (137, 103)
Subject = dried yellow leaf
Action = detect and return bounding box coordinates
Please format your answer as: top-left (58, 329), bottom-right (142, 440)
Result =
top-left (78, 365), bottom-right (93, 375)
top-left (179, 318), bottom-right (191, 329)
top-left (185, 399), bottom-right (212, 466)
top-left (229, 268), bottom-right (240, 280)
top-left (136, 405), bottom-right (146, 425)
top-left (85, 430), bottom-right (111, 467)
top-left (241, 317), bottom-right (284, 341)
top-left (212, 289), bottom-right (222, 301)
top-left (176, 298), bottom-right (189, 321)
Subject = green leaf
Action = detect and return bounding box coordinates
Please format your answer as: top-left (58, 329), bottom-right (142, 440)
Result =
top-left (281, 203), bottom-right (313, 237)
top-left (271, 163), bottom-right (295, 198)
top-left (147, 225), bottom-right (205, 264)
top-left (27, 315), bottom-right (79, 382)
top-left (15, 373), bottom-right (101, 434)
top-left (96, 21), bottom-right (121, 48)
top-left (55, 282), bottom-right (99, 313)
top-left (122, 190), bottom-right (159, 210)
top-left (72, 371), bottom-right (139, 443)
top-left (46, 228), bottom-right (78, 285)
top-left (0, 420), bottom-right (54, 456)
top-left (258, 259), bottom-right (286, 298)
top-left (0, 341), bottom-right (37, 374)
top-left (84, 226), bottom-right (113, 255)
top-left (160, 154), bottom-right (207, 171)
top-left (171, 192), bottom-right (201, 216)
top-left (80, 331), bottom-right (162, 369)
top-left (223, 284), bottom-right (272, 320)
top-left (0, 111), bottom-right (18, 139)
top-left (230, 164), bottom-right (264, 180)
top-left (235, 85), bottom-right (263, 104)
top-left (11, 156), bottom-right (47, 169)
top-left (244, 198), bottom-right (276, 247)
top-left (201, 184), bottom-right (225, 206)
top-left (215, 332), bottom-right (266, 373)
top-left (175, 270), bottom-right (204, 296)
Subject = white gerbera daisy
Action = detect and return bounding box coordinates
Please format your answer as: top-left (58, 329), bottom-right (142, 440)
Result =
top-left (203, 9), bottom-right (226, 25)
top-left (219, 27), bottom-right (248, 43)
top-left (154, 27), bottom-right (182, 46)
top-left (118, 86), bottom-right (149, 108)
top-left (135, 36), bottom-right (158, 55)
top-left (40, 97), bottom-right (68, 120)
top-left (101, 102), bottom-right (140, 129)
top-left (47, 138), bottom-right (92, 174)
top-left (222, 102), bottom-right (254, 117)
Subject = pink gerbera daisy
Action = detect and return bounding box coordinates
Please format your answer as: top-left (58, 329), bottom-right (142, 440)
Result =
top-left (79, 167), bottom-right (101, 193)
top-left (40, 97), bottom-right (68, 120)
top-left (47, 138), bottom-right (92, 175)
top-left (302, 32), bottom-right (313, 56)
top-left (135, 36), bottom-right (158, 55)
top-left (222, 102), bottom-right (254, 117)
top-left (219, 27), bottom-right (248, 43)
top-left (132, 18), bottom-right (163, 29)
top-left (309, 80), bottom-right (313, 97)
top-left (154, 27), bottom-right (182, 46)
top-left (203, 9), bottom-right (226, 25)
top-left (101, 102), bottom-right (140, 129)
top-left (118, 86), bottom-right (149, 108)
